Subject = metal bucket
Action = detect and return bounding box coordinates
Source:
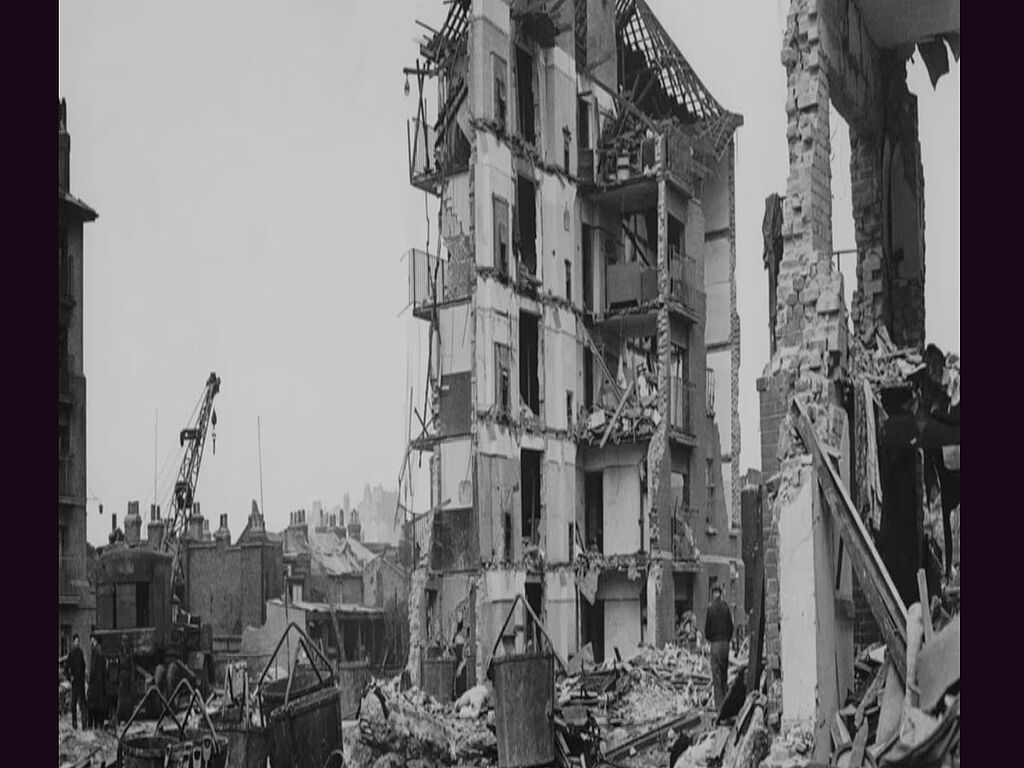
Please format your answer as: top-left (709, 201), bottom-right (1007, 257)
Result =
top-left (421, 657), bottom-right (456, 703)
top-left (492, 652), bottom-right (555, 768)
top-left (336, 659), bottom-right (371, 719)
top-left (169, 731), bottom-right (229, 768)
top-left (121, 735), bottom-right (180, 768)
top-left (210, 712), bottom-right (268, 768)
top-left (261, 669), bottom-right (329, 720)
top-left (267, 685), bottom-right (343, 768)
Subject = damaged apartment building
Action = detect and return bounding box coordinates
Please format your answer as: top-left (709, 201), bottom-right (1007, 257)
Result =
top-left (750, 0), bottom-right (959, 763)
top-left (403, 0), bottom-right (745, 688)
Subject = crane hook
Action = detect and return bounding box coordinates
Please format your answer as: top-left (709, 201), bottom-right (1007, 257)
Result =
top-left (212, 409), bottom-right (217, 455)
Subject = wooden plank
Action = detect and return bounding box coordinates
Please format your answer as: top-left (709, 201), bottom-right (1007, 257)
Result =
top-left (917, 569), bottom-right (933, 643)
top-left (599, 380), bottom-right (636, 448)
top-left (603, 710), bottom-right (702, 760)
top-left (791, 399), bottom-right (908, 681)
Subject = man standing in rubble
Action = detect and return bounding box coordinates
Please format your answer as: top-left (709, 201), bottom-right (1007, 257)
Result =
top-left (87, 634), bottom-right (107, 728)
top-left (64, 634), bottom-right (87, 730)
top-left (703, 584), bottom-right (733, 713)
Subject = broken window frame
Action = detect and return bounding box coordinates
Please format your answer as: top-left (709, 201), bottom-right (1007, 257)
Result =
top-left (492, 53), bottom-right (508, 129)
top-left (518, 311), bottom-right (540, 416)
top-left (493, 195), bottom-right (510, 277)
top-left (495, 343), bottom-right (512, 414)
top-left (514, 44), bottom-right (537, 145)
top-left (564, 259), bottom-right (573, 303)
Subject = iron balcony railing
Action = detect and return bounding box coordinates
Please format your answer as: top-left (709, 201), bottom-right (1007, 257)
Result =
top-left (668, 377), bottom-right (695, 434)
top-left (671, 504), bottom-right (695, 561)
top-left (669, 249), bottom-right (700, 314)
top-left (407, 248), bottom-right (473, 321)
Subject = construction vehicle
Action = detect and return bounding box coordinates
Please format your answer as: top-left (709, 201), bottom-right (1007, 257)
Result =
top-left (94, 372), bottom-right (221, 712)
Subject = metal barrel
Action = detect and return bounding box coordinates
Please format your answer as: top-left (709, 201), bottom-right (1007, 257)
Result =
top-left (261, 669), bottom-right (329, 721)
top-left (420, 657), bottom-right (457, 703)
top-left (209, 713), bottom-right (268, 768)
top-left (267, 685), bottom-right (343, 768)
top-left (336, 659), bottom-right (371, 719)
top-left (492, 652), bottom-right (555, 768)
top-left (121, 735), bottom-right (180, 768)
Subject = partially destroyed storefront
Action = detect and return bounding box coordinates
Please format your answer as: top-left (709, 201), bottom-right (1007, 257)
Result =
top-left (402, 0), bottom-right (745, 691)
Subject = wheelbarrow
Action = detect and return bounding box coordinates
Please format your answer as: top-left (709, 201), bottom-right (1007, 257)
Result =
top-left (117, 678), bottom-right (228, 768)
top-left (255, 622), bottom-right (345, 768)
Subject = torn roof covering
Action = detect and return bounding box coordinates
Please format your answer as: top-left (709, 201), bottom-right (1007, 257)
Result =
top-left (283, 526), bottom-right (379, 576)
top-left (615, 0), bottom-right (743, 158)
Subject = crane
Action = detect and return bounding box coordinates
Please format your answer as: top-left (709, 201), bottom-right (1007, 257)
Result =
top-left (162, 371), bottom-right (221, 594)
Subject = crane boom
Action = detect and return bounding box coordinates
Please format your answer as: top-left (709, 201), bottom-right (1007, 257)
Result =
top-left (162, 372), bottom-right (221, 590)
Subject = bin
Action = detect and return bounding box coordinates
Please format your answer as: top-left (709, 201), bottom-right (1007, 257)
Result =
top-left (421, 657), bottom-right (457, 703)
top-left (267, 685), bottom-right (344, 768)
top-left (336, 659), bottom-right (371, 719)
top-left (261, 669), bottom-right (330, 720)
top-left (492, 652), bottom-right (555, 768)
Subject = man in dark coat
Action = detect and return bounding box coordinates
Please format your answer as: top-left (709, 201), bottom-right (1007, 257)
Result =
top-left (87, 635), bottom-right (107, 729)
top-left (64, 634), bottom-right (87, 729)
top-left (704, 585), bottom-right (734, 713)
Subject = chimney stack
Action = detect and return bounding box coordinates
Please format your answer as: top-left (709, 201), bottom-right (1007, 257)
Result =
top-left (147, 505), bottom-right (165, 549)
top-left (125, 500), bottom-right (143, 545)
top-left (215, 513), bottom-right (231, 545)
top-left (58, 99), bottom-right (70, 193)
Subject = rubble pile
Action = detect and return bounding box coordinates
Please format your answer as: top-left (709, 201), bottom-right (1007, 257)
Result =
top-left (574, 372), bottom-right (660, 446)
top-left (354, 680), bottom-right (497, 767)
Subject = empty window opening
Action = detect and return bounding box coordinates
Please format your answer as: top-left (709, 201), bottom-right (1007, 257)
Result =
top-left (566, 390), bottom-right (574, 430)
top-left (504, 510), bottom-right (513, 563)
top-left (515, 176), bottom-right (537, 275)
top-left (525, 580), bottom-right (544, 648)
top-left (582, 224), bottom-right (594, 311)
top-left (493, 54), bottom-right (508, 128)
top-left (580, 598), bottom-right (605, 663)
top-left (673, 573), bottom-right (695, 636)
top-left (515, 45), bottom-right (536, 144)
top-left (136, 582), bottom-right (150, 627)
top-left (495, 343), bottom-right (511, 414)
top-left (706, 459), bottom-right (716, 525)
top-left (563, 127), bottom-right (571, 174)
top-left (583, 348), bottom-right (594, 409)
top-left (519, 311), bottom-right (540, 415)
top-left (521, 449), bottom-right (542, 547)
top-left (577, 97), bottom-right (591, 149)
top-left (493, 196), bottom-right (510, 277)
top-left (565, 259), bottom-right (573, 302)
top-left (584, 471), bottom-right (604, 552)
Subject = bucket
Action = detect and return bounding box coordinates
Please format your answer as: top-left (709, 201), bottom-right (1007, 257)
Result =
top-left (210, 711), bottom-right (268, 768)
top-left (492, 652), bottom-right (555, 768)
top-left (336, 659), bottom-right (371, 719)
top-left (168, 731), bottom-right (229, 768)
top-left (267, 685), bottom-right (343, 768)
top-left (121, 735), bottom-right (180, 768)
top-left (421, 657), bottom-right (457, 703)
top-left (261, 669), bottom-right (330, 721)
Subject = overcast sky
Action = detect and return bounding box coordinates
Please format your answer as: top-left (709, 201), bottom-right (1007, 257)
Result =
top-left (59, 0), bottom-right (959, 546)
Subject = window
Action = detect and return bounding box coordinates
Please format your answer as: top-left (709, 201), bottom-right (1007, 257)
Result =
top-left (707, 460), bottom-right (716, 509)
top-left (59, 525), bottom-right (67, 558)
top-left (566, 391), bottom-right (574, 430)
top-left (493, 196), bottom-right (509, 276)
top-left (515, 176), bottom-right (537, 275)
top-left (581, 224), bottom-right (594, 311)
top-left (583, 348), bottom-right (594, 409)
top-left (492, 54), bottom-right (508, 127)
top-left (519, 312), bottom-right (539, 415)
top-left (577, 97), bottom-right (591, 149)
top-left (515, 46), bottom-right (536, 144)
top-left (565, 259), bottom-right (572, 303)
top-left (136, 582), bottom-right (150, 627)
top-left (60, 625), bottom-right (71, 657)
top-left (563, 127), bottom-right (571, 174)
top-left (495, 343), bottom-right (511, 413)
top-left (521, 449), bottom-right (542, 546)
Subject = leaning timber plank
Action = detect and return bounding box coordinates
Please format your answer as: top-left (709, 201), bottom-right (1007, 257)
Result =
top-left (604, 710), bottom-right (702, 760)
top-left (600, 380), bottom-right (636, 449)
top-left (791, 399), bottom-right (908, 681)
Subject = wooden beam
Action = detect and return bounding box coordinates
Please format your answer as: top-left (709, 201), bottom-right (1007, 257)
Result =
top-left (604, 710), bottom-right (702, 760)
top-left (790, 398), bottom-right (908, 682)
top-left (600, 380), bottom-right (636, 448)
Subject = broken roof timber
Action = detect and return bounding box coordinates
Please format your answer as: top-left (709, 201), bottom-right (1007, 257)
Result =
top-left (614, 0), bottom-right (743, 158)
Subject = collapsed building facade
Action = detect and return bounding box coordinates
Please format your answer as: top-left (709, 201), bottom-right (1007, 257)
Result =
top-left (403, 0), bottom-right (745, 688)
top-left (752, 0), bottom-right (959, 762)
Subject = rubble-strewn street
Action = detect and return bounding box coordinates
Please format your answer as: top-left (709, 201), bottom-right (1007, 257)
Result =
top-left (58, 0), bottom-right (959, 765)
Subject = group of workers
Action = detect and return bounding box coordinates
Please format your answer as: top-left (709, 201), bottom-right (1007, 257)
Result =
top-left (63, 633), bottom-right (107, 730)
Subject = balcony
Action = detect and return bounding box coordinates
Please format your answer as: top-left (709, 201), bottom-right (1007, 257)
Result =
top-left (668, 376), bottom-right (695, 436)
top-left (668, 250), bottom-right (701, 320)
top-left (407, 248), bottom-right (471, 321)
top-left (408, 118), bottom-right (441, 195)
top-left (58, 555), bottom-right (88, 603)
top-left (605, 261), bottom-right (659, 313)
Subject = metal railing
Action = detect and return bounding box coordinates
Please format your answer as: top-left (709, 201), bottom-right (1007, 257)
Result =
top-left (669, 249), bottom-right (700, 313)
top-left (668, 377), bottom-right (695, 433)
top-left (407, 248), bottom-right (471, 318)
